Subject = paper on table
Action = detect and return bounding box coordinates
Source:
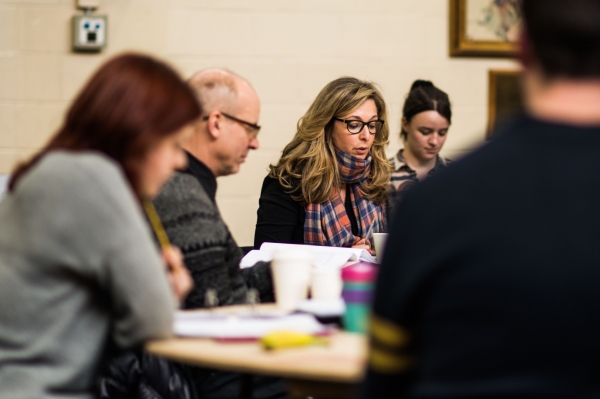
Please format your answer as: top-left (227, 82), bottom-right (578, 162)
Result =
top-left (297, 298), bottom-right (346, 318)
top-left (240, 242), bottom-right (377, 269)
top-left (239, 250), bottom-right (272, 267)
top-left (173, 311), bottom-right (327, 339)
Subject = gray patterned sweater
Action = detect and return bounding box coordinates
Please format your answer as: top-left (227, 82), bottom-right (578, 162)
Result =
top-left (152, 155), bottom-right (286, 399)
top-left (153, 157), bottom-right (273, 309)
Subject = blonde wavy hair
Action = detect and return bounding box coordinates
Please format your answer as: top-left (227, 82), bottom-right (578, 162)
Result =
top-left (269, 77), bottom-right (391, 206)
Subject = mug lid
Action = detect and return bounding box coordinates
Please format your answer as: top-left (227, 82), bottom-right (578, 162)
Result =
top-left (341, 261), bottom-right (378, 281)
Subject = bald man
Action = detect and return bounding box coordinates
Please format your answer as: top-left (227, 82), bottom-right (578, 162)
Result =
top-left (153, 69), bottom-right (286, 399)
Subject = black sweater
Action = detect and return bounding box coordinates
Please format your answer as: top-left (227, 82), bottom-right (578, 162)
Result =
top-left (154, 154), bottom-right (273, 308)
top-left (153, 154), bottom-right (286, 399)
top-left (364, 114), bottom-right (600, 398)
top-left (254, 176), bottom-right (360, 248)
top-left (254, 176), bottom-right (305, 248)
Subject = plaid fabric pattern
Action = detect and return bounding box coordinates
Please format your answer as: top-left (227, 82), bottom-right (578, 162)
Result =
top-left (390, 149), bottom-right (450, 190)
top-left (304, 148), bottom-right (386, 247)
top-left (389, 149), bottom-right (451, 205)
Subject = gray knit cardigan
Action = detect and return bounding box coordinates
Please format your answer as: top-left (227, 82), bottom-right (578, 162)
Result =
top-left (153, 172), bottom-right (273, 309)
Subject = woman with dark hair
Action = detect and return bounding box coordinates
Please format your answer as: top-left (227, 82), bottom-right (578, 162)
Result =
top-left (391, 80), bottom-right (452, 194)
top-left (0, 53), bottom-right (199, 398)
top-left (255, 77), bottom-right (391, 251)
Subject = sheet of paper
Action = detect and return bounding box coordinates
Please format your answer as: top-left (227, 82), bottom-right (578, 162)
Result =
top-left (239, 250), bottom-right (271, 268)
top-left (311, 252), bottom-right (353, 269)
top-left (358, 251), bottom-right (377, 264)
top-left (297, 298), bottom-right (345, 317)
top-left (261, 242), bottom-right (361, 259)
top-left (240, 242), bottom-right (377, 269)
top-left (173, 311), bottom-right (327, 338)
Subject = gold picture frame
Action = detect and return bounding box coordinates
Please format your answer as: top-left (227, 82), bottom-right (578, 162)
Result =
top-left (449, 0), bottom-right (521, 57)
top-left (487, 69), bottom-right (523, 138)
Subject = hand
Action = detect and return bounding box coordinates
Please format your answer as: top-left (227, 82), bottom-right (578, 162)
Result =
top-left (162, 245), bottom-right (193, 305)
top-left (352, 239), bottom-right (375, 255)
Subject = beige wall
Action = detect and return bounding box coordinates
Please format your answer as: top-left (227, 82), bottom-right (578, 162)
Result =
top-left (0, 0), bottom-right (518, 245)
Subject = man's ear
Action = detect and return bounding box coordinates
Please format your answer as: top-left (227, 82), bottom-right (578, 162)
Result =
top-left (205, 111), bottom-right (222, 140)
top-left (518, 27), bottom-right (532, 69)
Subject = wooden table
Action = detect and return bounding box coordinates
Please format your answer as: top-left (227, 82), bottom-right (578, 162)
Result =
top-left (145, 306), bottom-right (367, 399)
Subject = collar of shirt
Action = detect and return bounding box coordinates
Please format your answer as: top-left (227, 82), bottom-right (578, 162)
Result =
top-left (394, 149), bottom-right (447, 179)
top-left (182, 151), bottom-right (217, 202)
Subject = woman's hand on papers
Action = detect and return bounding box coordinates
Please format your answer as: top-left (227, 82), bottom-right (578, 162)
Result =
top-left (352, 239), bottom-right (374, 255)
top-left (162, 245), bottom-right (193, 305)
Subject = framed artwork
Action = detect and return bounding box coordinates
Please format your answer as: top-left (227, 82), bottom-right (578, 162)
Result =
top-left (449, 0), bottom-right (521, 57)
top-left (487, 69), bottom-right (523, 138)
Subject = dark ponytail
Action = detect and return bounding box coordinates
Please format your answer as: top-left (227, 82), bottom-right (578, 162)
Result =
top-left (410, 79), bottom-right (434, 91)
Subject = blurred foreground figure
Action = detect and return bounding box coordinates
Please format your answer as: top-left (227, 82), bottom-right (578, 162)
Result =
top-left (0, 53), bottom-right (198, 398)
top-left (365, 1), bottom-right (600, 398)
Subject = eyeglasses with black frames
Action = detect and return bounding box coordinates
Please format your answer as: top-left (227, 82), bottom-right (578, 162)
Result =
top-left (202, 112), bottom-right (261, 137)
top-left (334, 118), bottom-right (384, 135)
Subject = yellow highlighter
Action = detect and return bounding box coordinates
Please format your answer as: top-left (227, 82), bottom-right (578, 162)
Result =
top-left (261, 331), bottom-right (328, 350)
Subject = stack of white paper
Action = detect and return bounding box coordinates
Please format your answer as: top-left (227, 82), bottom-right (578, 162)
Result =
top-left (297, 298), bottom-right (345, 318)
top-left (240, 242), bottom-right (377, 269)
top-left (173, 311), bottom-right (327, 338)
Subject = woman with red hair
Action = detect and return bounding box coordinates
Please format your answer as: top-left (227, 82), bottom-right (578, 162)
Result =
top-left (0, 53), bottom-right (199, 398)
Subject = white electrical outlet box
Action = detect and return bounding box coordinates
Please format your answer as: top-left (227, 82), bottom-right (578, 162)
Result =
top-left (72, 15), bottom-right (107, 52)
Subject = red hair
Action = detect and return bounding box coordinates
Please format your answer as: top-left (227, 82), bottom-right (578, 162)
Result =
top-left (9, 53), bottom-right (201, 194)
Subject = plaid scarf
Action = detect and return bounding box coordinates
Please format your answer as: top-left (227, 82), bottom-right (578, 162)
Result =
top-left (304, 148), bottom-right (386, 247)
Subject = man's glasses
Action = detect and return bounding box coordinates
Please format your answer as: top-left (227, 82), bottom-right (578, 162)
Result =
top-left (202, 112), bottom-right (261, 136)
top-left (334, 118), bottom-right (384, 135)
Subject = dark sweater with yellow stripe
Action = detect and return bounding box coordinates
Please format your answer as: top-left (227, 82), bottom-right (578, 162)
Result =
top-left (365, 115), bottom-right (600, 398)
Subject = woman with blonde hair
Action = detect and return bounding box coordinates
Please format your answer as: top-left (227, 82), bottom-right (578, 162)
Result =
top-left (254, 77), bottom-right (391, 251)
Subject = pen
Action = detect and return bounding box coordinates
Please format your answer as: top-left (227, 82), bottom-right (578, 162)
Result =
top-left (364, 220), bottom-right (377, 245)
top-left (143, 200), bottom-right (178, 274)
top-left (142, 199), bottom-right (171, 249)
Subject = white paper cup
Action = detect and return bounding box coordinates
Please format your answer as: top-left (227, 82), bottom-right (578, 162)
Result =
top-left (311, 267), bottom-right (343, 300)
top-left (270, 248), bottom-right (312, 311)
top-left (373, 233), bottom-right (389, 264)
